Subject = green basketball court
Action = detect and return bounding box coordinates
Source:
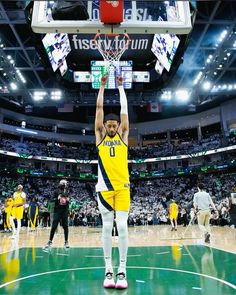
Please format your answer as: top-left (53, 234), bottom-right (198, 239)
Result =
top-left (0, 245), bottom-right (235, 294)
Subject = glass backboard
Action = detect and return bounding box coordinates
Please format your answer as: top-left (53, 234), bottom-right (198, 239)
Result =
top-left (31, 1), bottom-right (192, 35)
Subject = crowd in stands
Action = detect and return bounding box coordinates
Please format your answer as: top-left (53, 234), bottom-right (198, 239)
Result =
top-left (129, 142), bottom-right (173, 158)
top-left (0, 173), bottom-right (235, 230)
top-left (175, 134), bottom-right (222, 155)
top-left (228, 134), bottom-right (236, 146)
top-left (0, 132), bottom-right (235, 160)
top-left (0, 138), bottom-right (97, 160)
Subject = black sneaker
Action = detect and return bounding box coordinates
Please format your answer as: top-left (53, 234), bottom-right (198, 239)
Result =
top-left (204, 233), bottom-right (210, 243)
top-left (64, 241), bottom-right (70, 250)
top-left (43, 241), bottom-right (52, 252)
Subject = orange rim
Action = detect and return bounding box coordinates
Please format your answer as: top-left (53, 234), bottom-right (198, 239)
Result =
top-left (93, 33), bottom-right (131, 52)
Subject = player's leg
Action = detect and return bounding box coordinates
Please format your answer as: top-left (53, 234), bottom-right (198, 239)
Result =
top-left (230, 212), bottom-right (236, 230)
top-left (10, 213), bottom-right (17, 237)
top-left (204, 211), bottom-right (211, 243)
top-left (97, 191), bottom-right (115, 288)
top-left (49, 212), bottom-right (60, 241)
top-left (174, 216), bottom-right (178, 230)
top-left (197, 210), bottom-right (208, 242)
top-left (30, 209), bottom-right (37, 231)
top-left (115, 210), bottom-right (129, 289)
top-left (15, 207), bottom-right (24, 237)
top-left (61, 211), bottom-right (69, 248)
top-left (114, 189), bottom-right (130, 289)
top-left (3, 212), bottom-right (8, 232)
top-left (16, 219), bottom-right (21, 236)
top-left (43, 212), bottom-right (60, 251)
top-left (170, 217), bottom-right (175, 230)
top-left (29, 218), bottom-right (33, 229)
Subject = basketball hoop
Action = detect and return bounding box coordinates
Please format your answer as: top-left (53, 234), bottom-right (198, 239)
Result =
top-left (93, 33), bottom-right (131, 70)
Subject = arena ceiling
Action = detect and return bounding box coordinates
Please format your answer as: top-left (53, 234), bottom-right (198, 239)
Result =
top-left (0, 1), bottom-right (236, 123)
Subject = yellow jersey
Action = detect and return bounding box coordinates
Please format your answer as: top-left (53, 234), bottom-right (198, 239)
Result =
top-left (169, 202), bottom-right (178, 218)
top-left (13, 191), bottom-right (26, 207)
top-left (96, 133), bottom-right (129, 192)
top-left (4, 198), bottom-right (13, 213)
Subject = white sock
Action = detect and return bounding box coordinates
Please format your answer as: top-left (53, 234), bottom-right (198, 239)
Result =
top-left (16, 219), bottom-right (21, 235)
top-left (101, 210), bottom-right (114, 273)
top-left (10, 216), bottom-right (16, 235)
top-left (116, 211), bottom-right (129, 274)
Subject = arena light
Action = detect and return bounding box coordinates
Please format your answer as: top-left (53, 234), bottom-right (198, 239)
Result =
top-left (202, 81), bottom-right (212, 90)
top-left (51, 90), bottom-right (62, 100)
top-left (161, 90), bottom-right (172, 101)
top-left (206, 54), bottom-right (213, 64)
top-left (212, 83), bottom-right (236, 92)
top-left (16, 68), bottom-right (26, 84)
top-left (33, 90), bottom-right (47, 101)
top-left (211, 85), bottom-right (217, 92)
top-left (193, 71), bottom-right (203, 85)
top-left (219, 30), bottom-right (228, 42)
top-left (10, 82), bottom-right (17, 90)
top-left (175, 89), bottom-right (190, 102)
top-left (16, 128), bottom-right (38, 135)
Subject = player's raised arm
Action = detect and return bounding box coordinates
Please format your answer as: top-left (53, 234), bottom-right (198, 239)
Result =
top-left (95, 76), bottom-right (107, 145)
top-left (117, 76), bottom-right (129, 145)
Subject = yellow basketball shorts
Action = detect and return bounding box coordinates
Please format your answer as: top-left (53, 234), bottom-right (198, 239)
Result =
top-left (97, 188), bottom-right (130, 211)
top-left (170, 213), bottom-right (178, 220)
top-left (11, 206), bottom-right (24, 219)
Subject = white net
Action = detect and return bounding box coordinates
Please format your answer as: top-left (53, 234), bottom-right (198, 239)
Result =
top-left (93, 33), bottom-right (131, 71)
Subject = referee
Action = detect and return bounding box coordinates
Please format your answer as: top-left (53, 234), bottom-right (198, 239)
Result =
top-left (43, 179), bottom-right (70, 251)
top-left (193, 182), bottom-right (217, 243)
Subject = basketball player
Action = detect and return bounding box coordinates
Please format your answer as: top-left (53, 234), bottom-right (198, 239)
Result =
top-left (169, 199), bottom-right (178, 231)
top-left (4, 196), bottom-right (13, 232)
top-left (228, 188), bottom-right (236, 230)
top-left (28, 197), bottom-right (39, 231)
top-left (193, 183), bottom-right (217, 243)
top-left (95, 75), bottom-right (130, 289)
top-left (43, 179), bottom-right (70, 251)
top-left (10, 184), bottom-right (26, 239)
